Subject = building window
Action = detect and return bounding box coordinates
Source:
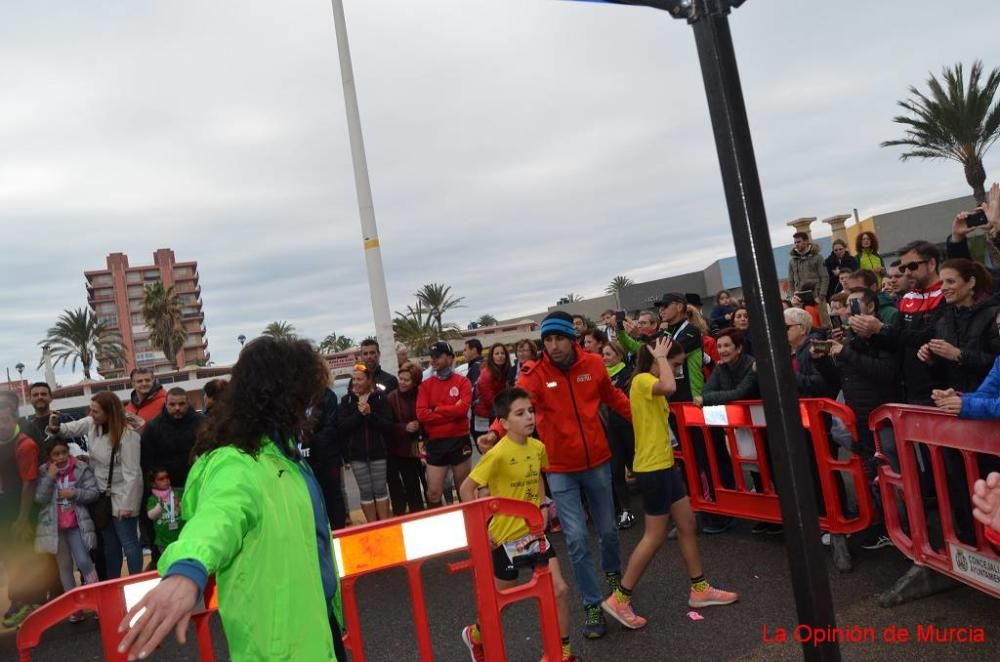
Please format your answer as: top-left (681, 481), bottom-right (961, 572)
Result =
top-left (127, 272), bottom-right (142, 284)
top-left (143, 270), bottom-right (160, 281)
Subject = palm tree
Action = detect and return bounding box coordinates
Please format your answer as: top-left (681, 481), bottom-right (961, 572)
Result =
top-left (882, 61), bottom-right (1000, 203)
top-left (319, 333), bottom-right (355, 353)
top-left (414, 283), bottom-right (464, 333)
top-left (261, 321), bottom-right (296, 339)
top-left (605, 275), bottom-right (634, 309)
top-left (140, 282), bottom-right (188, 369)
top-left (557, 293), bottom-right (584, 305)
top-left (393, 303), bottom-right (458, 356)
top-left (39, 308), bottom-right (125, 380)
top-left (476, 314), bottom-right (498, 328)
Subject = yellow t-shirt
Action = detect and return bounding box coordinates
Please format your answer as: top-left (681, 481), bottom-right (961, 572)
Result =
top-left (468, 435), bottom-right (548, 545)
top-left (629, 372), bottom-right (674, 473)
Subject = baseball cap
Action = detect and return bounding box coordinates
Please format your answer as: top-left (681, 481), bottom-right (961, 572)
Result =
top-left (685, 293), bottom-right (703, 307)
top-left (653, 292), bottom-right (686, 307)
top-left (428, 341), bottom-right (454, 357)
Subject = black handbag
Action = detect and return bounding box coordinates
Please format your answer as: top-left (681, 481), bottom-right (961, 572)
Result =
top-left (91, 448), bottom-right (116, 529)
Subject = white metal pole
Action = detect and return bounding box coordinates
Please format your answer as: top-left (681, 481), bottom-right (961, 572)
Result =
top-left (329, 0), bottom-right (398, 376)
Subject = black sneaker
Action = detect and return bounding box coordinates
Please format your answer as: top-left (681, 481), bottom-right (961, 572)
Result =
top-left (617, 510), bottom-right (636, 530)
top-left (765, 524), bottom-right (784, 535)
top-left (751, 521), bottom-right (772, 534)
top-left (583, 605), bottom-right (606, 639)
top-left (860, 535), bottom-right (894, 550)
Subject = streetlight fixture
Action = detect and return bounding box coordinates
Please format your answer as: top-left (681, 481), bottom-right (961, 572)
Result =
top-left (571, 1), bottom-right (836, 659)
top-left (237, 334), bottom-right (246, 347)
top-left (14, 362), bottom-right (25, 405)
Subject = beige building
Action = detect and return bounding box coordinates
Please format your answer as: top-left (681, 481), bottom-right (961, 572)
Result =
top-left (86, 249), bottom-right (209, 378)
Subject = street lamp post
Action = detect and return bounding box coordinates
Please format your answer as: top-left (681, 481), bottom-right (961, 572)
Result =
top-left (15, 362), bottom-right (25, 405)
top-left (238, 334), bottom-right (246, 348)
top-left (328, 0), bottom-right (399, 378)
top-left (571, 1), bottom-right (839, 659)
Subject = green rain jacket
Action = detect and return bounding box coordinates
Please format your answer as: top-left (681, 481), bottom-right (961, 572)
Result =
top-left (159, 438), bottom-right (343, 661)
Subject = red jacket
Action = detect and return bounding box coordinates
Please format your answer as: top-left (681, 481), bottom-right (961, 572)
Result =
top-left (474, 369), bottom-right (508, 419)
top-left (416, 373), bottom-right (472, 440)
top-left (500, 349), bottom-right (631, 473)
top-left (126, 386), bottom-right (167, 430)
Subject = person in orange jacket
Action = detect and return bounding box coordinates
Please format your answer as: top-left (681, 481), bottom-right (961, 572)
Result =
top-left (125, 368), bottom-right (167, 430)
top-left (477, 311), bottom-right (632, 640)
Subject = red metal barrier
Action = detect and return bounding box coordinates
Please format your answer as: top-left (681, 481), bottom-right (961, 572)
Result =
top-left (333, 497), bottom-right (562, 662)
top-left (670, 397), bottom-right (874, 534)
top-left (15, 571), bottom-right (218, 661)
top-left (870, 404), bottom-right (1000, 598)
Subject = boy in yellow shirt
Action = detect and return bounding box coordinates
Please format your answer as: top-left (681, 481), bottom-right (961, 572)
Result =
top-left (459, 387), bottom-right (578, 662)
top-left (603, 337), bottom-right (738, 630)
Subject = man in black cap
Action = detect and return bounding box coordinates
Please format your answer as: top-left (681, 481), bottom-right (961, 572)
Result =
top-left (652, 293), bottom-right (704, 402)
top-left (416, 341), bottom-right (473, 508)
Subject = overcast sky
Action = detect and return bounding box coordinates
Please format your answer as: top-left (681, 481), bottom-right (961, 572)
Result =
top-left (2, 0), bottom-right (999, 385)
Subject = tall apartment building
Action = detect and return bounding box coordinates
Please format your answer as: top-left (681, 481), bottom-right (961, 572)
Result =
top-left (86, 249), bottom-right (209, 378)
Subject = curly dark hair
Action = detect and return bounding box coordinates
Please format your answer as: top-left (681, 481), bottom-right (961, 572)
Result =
top-left (855, 231), bottom-right (879, 255)
top-left (194, 337), bottom-right (330, 459)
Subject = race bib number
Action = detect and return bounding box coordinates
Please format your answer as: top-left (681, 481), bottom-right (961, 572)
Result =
top-left (502, 533), bottom-right (549, 560)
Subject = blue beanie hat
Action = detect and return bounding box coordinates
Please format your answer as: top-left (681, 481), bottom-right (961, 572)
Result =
top-left (540, 311), bottom-right (577, 340)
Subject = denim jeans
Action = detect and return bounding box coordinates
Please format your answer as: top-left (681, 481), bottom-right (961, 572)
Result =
top-left (546, 462), bottom-right (621, 609)
top-left (103, 516), bottom-right (143, 578)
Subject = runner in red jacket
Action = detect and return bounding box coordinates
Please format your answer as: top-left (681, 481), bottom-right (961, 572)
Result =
top-left (417, 341), bottom-right (473, 507)
top-left (478, 312), bottom-right (632, 639)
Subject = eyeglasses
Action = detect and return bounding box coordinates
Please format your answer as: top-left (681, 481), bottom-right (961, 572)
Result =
top-left (901, 260), bottom-right (927, 272)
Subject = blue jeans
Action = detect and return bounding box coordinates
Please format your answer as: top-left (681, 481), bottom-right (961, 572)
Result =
top-left (103, 516), bottom-right (143, 578)
top-left (547, 463), bottom-right (621, 609)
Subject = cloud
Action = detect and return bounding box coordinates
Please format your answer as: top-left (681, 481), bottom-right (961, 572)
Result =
top-left (2, 0), bottom-right (999, 385)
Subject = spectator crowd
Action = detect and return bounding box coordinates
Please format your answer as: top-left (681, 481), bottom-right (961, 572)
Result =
top-left (3, 187), bottom-right (1000, 662)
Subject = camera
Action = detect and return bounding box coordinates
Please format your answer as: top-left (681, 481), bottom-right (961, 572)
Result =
top-left (794, 290), bottom-right (816, 307)
top-left (965, 209), bottom-right (989, 228)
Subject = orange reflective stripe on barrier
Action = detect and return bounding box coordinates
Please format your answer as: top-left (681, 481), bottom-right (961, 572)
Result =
top-left (334, 497), bottom-right (563, 662)
top-left (870, 404), bottom-right (1000, 598)
top-left (669, 397), bottom-right (874, 534)
top-left (15, 571), bottom-right (218, 662)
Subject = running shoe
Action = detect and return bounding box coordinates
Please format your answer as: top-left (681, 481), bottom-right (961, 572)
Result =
top-left (689, 584), bottom-right (739, 608)
top-left (583, 605), bottom-right (606, 639)
top-left (2, 603), bottom-right (34, 628)
top-left (461, 625), bottom-right (485, 662)
top-left (860, 535), bottom-right (894, 550)
top-left (617, 510), bottom-right (636, 530)
top-left (2, 602), bottom-right (21, 622)
top-left (703, 517), bottom-right (737, 535)
top-left (601, 594), bottom-right (647, 630)
top-left (68, 611), bottom-right (85, 624)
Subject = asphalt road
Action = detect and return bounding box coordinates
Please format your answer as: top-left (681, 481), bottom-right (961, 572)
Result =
top-left (3, 518), bottom-right (998, 661)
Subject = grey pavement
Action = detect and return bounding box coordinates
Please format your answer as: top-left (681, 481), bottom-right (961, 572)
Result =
top-left (3, 519), bottom-right (998, 661)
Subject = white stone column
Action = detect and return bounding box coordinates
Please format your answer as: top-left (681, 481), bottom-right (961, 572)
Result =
top-left (786, 217), bottom-right (816, 238)
top-left (822, 214), bottom-right (852, 246)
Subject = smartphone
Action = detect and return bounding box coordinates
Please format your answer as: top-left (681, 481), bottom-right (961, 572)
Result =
top-left (849, 298), bottom-right (862, 316)
top-left (966, 209), bottom-right (989, 228)
top-left (615, 310), bottom-right (626, 326)
top-left (811, 339), bottom-right (832, 354)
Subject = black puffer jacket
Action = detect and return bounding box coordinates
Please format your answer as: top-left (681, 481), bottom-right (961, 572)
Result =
top-left (140, 408), bottom-right (205, 488)
top-left (337, 389), bottom-right (392, 463)
top-left (831, 333), bottom-right (902, 417)
top-left (793, 334), bottom-right (841, 399)
top-left (702, 353), bottom-right (759, 405)
top-left (304, 389), bottom-right (344, 471)
top-left (601, 364), bottom-right (635, 449)
top-left (932, 295), bottom-right (1000, 393)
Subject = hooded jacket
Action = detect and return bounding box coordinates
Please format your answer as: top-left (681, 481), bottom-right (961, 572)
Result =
top-left (416, 372), bottom-right (472, 440)
top-left (824, 251), bottom-right (858, 297)
top-left (510, 348), bottom-right (631, 473)
top-left (126, 385), bottom-right (167, 429)
top-left (931, 295), bottom-right (1000, 393)
top-left (788, 243), bottom-right (829, 299)
top-left (34, 458), bottom-right (100, 553)
top-left (159, 439), bottom-right (343, 661)
top-left (702, 353), bottom-right (759, 405)
top-left (141, 408), bottom-right (205, 488)
top-left (337, 389), bottom-right (392, 463)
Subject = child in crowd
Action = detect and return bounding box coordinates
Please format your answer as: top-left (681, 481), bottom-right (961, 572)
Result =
top-left (459, 388), bottom-right (578, 662)
top-left (146, 468), bottom-right (184, 553)
top-left (603, 337), bottom-right (739, 629)
top-left (34, 438), bottom-right (100, 622)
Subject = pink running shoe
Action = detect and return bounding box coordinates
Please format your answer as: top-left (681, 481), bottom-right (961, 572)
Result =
top-left (601, 594), bottom-right (647, 630)
top-left (688, 584), bottom-right (739, 608)
top-left (461, 625), bottom-right (485, 662)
